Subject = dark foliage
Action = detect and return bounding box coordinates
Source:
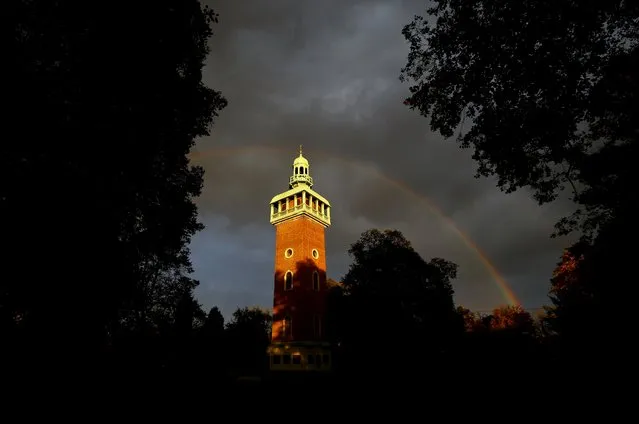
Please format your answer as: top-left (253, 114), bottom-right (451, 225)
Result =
top-left (400, 0), bottom-right (638, 377)
top-left (545, 215), bottom-right (635, 371)
top-left (327, 229), bottom-right (463, 376)
top-left (3, 0), bottom-right (226, 369)
top-left (400, 1), bottom-right (638, 232)
top-left (224, 306), bottom-right (272, 375)
top-left (3, 0), bottom-right (624, 407)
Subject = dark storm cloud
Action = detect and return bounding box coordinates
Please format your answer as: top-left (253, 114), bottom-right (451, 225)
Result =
top-left (190, 0), bottom-right (578, 318)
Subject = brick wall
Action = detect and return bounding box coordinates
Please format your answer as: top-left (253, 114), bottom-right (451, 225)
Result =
top-left (272, 216), bottom-right (328, 342)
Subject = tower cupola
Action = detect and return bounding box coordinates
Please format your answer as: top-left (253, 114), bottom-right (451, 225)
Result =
top-left (290, 145), bottom-right (313, 189)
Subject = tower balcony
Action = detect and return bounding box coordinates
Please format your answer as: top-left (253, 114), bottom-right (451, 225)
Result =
top-left (289, 174), bottom-right (313, 187)
top-left (270, 185), bottom-right (331, 227)
top-left (270, 202), bottom-right (330, 227)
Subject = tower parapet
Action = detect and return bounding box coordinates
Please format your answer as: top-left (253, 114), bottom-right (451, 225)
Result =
top-left (269, 146), bottom-right (331, 227)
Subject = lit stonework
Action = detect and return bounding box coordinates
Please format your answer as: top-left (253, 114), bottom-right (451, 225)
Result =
top-left (269, 147), bottom-right (331, 228)
top-left (267, 146), bottom-right (332, 372)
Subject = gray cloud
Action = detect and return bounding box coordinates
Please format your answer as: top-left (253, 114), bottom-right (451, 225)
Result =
top-left (190, 0), bottom-right (578, 319)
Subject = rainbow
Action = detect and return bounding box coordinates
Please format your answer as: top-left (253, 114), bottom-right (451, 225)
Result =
top-left (189, 144), bottom-right (521, 307)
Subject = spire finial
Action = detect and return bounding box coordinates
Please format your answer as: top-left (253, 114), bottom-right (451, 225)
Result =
top-left (299, 144), bottom-right (303, 156)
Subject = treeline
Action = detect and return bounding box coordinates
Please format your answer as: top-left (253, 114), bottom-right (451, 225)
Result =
top-left (110, 304), bottom-right (271, 382)
top-left (5, 226), bottom-right (561, 389)
top-left (83, 228), bottom-right (570, 388)
top-left (325, 230), bottom-right (562, 384)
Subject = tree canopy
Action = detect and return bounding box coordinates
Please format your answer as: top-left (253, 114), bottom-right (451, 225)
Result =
top-left (329, 229), bottom-right (462, 373)
top-left (225, 307), bottom-right (272, 374)
top-left (401, 2), bottom-right (638, 373)
top-left (400, 1), bottom-right (638, 237)
top-left (3, 0), bottom-right (227, 356)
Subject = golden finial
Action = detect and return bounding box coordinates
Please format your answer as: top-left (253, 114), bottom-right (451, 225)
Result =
top-left (299, 144), bottom-right (303, 156)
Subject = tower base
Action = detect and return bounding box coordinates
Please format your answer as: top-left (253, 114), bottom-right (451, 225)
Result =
top-left (267, 341), bottom-right (332, 372)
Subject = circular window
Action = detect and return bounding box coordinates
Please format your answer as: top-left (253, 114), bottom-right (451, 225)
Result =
top-left (285, 248), bottom-right (294, 258)
top-left (312, 249), bottom-right (319, 259)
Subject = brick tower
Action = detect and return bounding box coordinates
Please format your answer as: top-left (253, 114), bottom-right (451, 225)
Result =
top-left (267, 146), bottom-right (332, 371)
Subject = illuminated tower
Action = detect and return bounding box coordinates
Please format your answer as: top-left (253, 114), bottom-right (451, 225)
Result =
top-left (267, 146), bottom-right (332, 371)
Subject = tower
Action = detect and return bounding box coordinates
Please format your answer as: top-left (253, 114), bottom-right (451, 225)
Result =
top-left (267, 146), bottom-right (332, 371)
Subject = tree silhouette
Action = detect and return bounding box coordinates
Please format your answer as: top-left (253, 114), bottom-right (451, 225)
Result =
top-left (225, 307), bottom-right (272, 376)
top-left (400, 1), bottom-right (638, 381)
top-left (201, 307), bottom-right (225, 339)
top-left (175, 291), bottom-right (206, 337)
top-left (452, 304), bottom-right (543, 385)
top-left (456, 306), bottom-right (486, 333)
top-left (192, 306), bottom-right (227, 382)
top-left (328, 229), bottom-right (462, 377)
top-left (544, 236), bottom-right (623, 369)
top-left (545, 244), bottom-right (589, 337)
top-left (3, 0), bottom-right (226, 369)
top-left (488, 305), bottom-right (534, 334)
top-left (400, 1), bottom-right (638, 234)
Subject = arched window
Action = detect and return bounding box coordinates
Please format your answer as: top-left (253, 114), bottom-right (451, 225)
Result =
top-left (284, 271), bottom-right (293, 291)
top-left (312, 271), bottom-right (320, 291)
top-left (283, 315), bottom-right (292, 338)
top-left (295, 166), bottom-right (298, 175)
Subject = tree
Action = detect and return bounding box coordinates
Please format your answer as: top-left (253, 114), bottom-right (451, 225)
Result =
top-left (194, 306), bottom-right (226, 379)
top-left (456, 306), bottom-right (486, 332)
top-left (454, 305), bottom-right (540, 377)
top-left (118, 262), bottom-right (199, 333)
top-left (174, 291), bottom-right (206, 337)
top-left (225, 307), bottom-right (272, 375)
top-left (201, 307), bottom-right (225, 339)
top-left (226, 307), bottom-right (272, 338)
top-left (544, 241), bottom-right (603, 348)
top-left (489, 305), bottom-right (534, 334)
top-left (400, 3), bottom-right (639, 376)
top-left (541, 229), bottom-right (638, 374)
top-left (334, 229), bottom-right (461, 374)
top-left (400, 1), bottom-right (638, 236)
top-left (3, 0), bottom-right (227, 360)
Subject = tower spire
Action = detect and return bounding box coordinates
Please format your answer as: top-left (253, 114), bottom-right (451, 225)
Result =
top-left (290, 145), bottom-right (313, 188)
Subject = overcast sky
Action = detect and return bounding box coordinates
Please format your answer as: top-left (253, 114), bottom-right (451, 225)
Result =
top-left (189, 0), bottom-right (578, 320)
